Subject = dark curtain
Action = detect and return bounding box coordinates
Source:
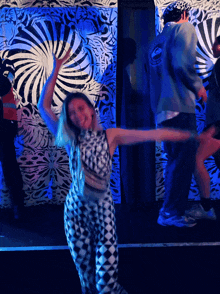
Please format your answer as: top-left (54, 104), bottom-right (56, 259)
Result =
top-left (117, 5), bottom-right (156, 205)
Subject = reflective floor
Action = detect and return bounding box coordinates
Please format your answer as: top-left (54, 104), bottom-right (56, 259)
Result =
top-left (1, 201), bottom-right (220, 293)
top-left (0, 201), bottom-right (220, 248)
top-left (1, 246), bottom-right (219, 294)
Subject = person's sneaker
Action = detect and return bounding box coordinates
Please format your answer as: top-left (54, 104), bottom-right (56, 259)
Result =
top-left (157, 213), bottom-right (197, 227)
top-left (185, 204), bottom-right (217, 220)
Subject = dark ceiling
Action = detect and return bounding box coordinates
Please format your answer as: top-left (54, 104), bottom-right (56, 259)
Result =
top-left (119, 0), bottom-right (155, 9)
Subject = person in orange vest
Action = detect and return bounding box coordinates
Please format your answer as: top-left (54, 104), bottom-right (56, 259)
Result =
top-left (0, 57), bottom-right (25, 220)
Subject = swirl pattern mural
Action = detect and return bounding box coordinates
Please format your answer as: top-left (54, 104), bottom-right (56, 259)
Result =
top-left (0, 0), bottom-right (117, 8)
top-left (0, 5), bottom-right (119, 207)
top-left (154, 0), bottom-right (220, 201)
top-left (9, 24), bottom-right (93, 106)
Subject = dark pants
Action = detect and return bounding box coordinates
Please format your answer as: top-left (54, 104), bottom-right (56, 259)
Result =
top-left (159, 113), bottom-right (198, 216)
top-left (0, 120), bottom-right (24, 208)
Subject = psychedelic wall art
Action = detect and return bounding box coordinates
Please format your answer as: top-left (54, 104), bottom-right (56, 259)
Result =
top-left (0, 1), bottom-right (120, 207)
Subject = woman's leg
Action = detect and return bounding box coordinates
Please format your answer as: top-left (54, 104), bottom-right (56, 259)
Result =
top-left (185, 127), bottom-right (219, 219)
top-left (64, 194), bottom-right (97, 294)
top-left (194, 127), bottom-right (220, 199)
top-left (190, 127), bottom-right (220, 219)
top-left (94, 192), bottom-right (127, 294)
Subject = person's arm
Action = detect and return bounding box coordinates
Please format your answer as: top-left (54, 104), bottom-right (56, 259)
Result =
top-left (37, 50), bottom-right (70, 136)
top-left (106, 128), bottom-right (196, 157)
top-left (197, 86), bottom-right (207, 103)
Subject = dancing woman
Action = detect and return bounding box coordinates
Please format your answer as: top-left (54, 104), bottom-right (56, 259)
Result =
top-left (38, 50), bottom-right (199, 294)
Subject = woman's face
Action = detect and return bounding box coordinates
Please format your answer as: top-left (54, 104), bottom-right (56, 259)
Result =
top-left (68, 98), bottom-right (95, 130)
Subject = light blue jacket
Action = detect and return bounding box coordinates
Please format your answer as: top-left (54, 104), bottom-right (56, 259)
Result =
top-left (148, 22), bottom-right (203, 116)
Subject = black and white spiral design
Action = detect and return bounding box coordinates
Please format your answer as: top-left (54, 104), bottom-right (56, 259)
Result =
top-left (196, 17), bottom-right (220, 86)
top-left (155, 0), bottom-right (220, 12)
top-left (0, 0), bottom-right (117, 9)
top-left (8, 21), bottom-right (93, 108)
top-left (0, 5), bottom-right (119, 207)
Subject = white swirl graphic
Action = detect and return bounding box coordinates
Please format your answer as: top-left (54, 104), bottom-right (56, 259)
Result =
top-left (8, 20), bottom-right (93, 108)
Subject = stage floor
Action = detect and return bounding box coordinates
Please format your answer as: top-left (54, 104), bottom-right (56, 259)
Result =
top-left (0, 201), bottom-right (220, 248)
top-left (1, 246), bottom-right (220, 294)
top-left (1, 202), bottom-right (220, 294)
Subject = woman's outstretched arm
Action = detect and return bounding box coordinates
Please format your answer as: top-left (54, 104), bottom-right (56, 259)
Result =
top-left (106, 128), bottom-right (197, 157)
top-left (37, 50), bottom-right (70, 136)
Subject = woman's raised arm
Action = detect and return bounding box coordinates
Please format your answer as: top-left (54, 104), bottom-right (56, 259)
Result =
top-left (37, 49), bottom-right (71, 136)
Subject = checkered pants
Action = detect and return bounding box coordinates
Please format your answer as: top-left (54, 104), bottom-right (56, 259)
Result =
top-left (64, 189), bottom-right (127, 294)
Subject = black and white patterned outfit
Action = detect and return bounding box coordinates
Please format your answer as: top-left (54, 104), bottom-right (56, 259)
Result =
top-left (64, 130), bottom-right (127, 294)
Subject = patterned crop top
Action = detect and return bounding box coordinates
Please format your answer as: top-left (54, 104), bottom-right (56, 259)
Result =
top-left (69, 130), bottom-right (112, 200)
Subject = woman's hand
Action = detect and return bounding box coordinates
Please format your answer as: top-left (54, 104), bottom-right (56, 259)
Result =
top-left (198, 126), bottom-right (216, 142)
top-left (53, 48), bottom-right (71, 71)
top-left (198, 86), bottom-right (207, 104)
